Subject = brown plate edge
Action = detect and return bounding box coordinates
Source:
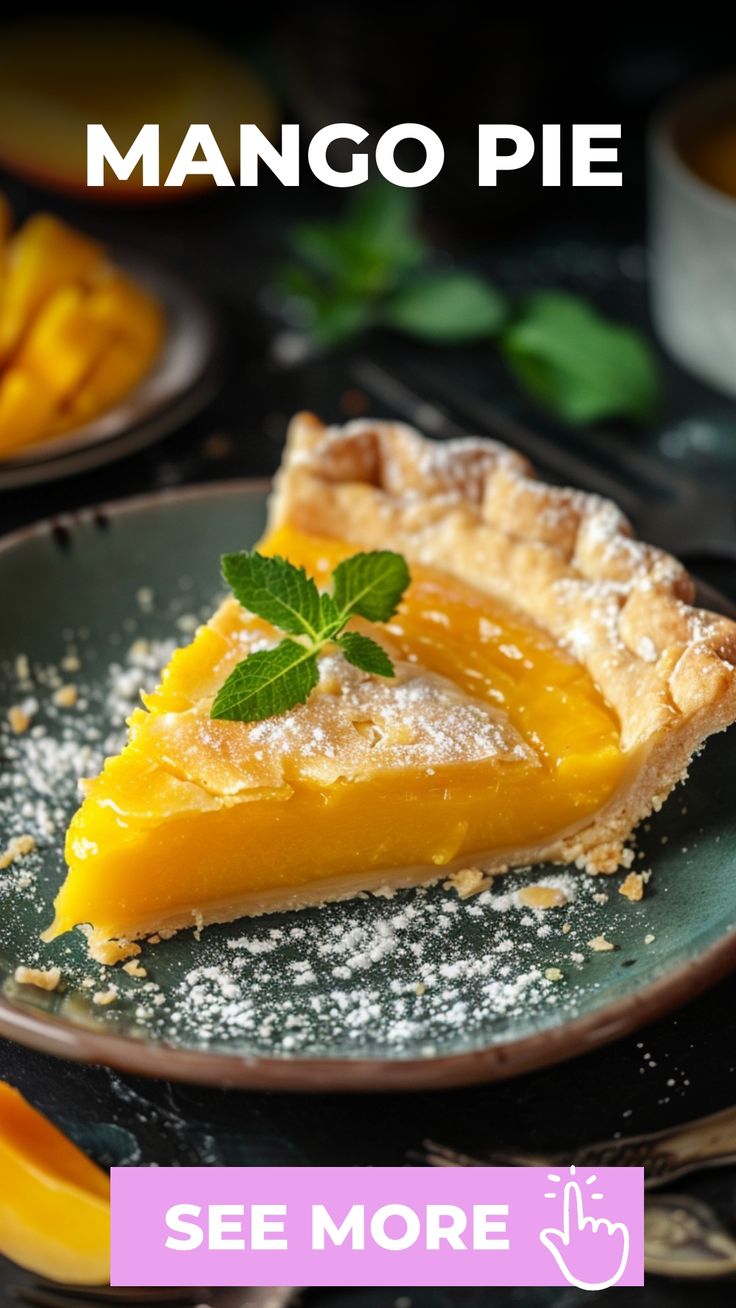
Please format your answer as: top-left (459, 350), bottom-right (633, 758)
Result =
top-left (0, 477), bottom-right (734, 1092)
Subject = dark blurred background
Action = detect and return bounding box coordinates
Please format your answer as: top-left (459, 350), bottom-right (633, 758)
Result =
top-left (2, 8), bottom-right (736, 1306)
top-left (1, 3), bottom-right (736, 537)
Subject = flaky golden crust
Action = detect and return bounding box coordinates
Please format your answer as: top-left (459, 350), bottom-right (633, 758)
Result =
top-left (269, 412), bottom-right (736, 873)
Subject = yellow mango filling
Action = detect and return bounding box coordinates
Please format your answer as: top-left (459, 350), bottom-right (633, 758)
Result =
top-left (47, 526), bottom-right (628, 946)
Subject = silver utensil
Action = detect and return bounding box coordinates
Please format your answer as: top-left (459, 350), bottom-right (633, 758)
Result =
top-left (422, 1107), bottom-right (736, 1279)
top-left (645, 1194), bottom-right (736, 1278)
top-left (10, 1289), bottom-right (203, 1307)
top-left (11, 1285), bottom-right (297, 1307)
top-left (422, 1102), bottom-right (736, 1190)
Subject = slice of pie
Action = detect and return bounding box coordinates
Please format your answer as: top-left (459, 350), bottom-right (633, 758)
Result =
top-left (45, 413), bottom-right (736, 957)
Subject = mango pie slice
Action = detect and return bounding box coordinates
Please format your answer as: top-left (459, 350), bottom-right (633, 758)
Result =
top-left (46, 414), bottom-right (736, 957)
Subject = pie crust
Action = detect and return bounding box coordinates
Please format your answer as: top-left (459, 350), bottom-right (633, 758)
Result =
top-left (46, 411), bottom-right (736, 956)
top-left (269, 411), bottom-right (736, 874)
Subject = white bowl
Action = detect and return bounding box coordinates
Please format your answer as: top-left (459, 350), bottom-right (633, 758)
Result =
top-left (650, 76), bottom-right (736, 397)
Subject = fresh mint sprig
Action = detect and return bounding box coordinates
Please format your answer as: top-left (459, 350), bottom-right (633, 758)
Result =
top-left (211, 550), bottom-right (410, 724)
top-left (278, 181), bottom-right (661, 427)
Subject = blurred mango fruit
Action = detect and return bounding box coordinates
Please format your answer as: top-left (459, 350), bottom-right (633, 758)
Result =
top-left (0, 17), bottom-right (276, 200)
top-left (0, 1080), bottom-right (109, 1284)
top-left (0, 202), bottom-right (165, 458)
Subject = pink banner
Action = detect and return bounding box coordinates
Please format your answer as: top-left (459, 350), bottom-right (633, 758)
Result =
top-left (111, 1165), bottom-right (643, 1289)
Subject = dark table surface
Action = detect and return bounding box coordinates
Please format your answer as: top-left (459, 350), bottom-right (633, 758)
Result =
top-left (1, 179), bottom-right (736, 1308)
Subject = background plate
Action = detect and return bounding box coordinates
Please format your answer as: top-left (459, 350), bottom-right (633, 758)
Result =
top-left (0, 255), bottom-right (218, 490)
top-left (0, 482), bottom-right (735, 1091)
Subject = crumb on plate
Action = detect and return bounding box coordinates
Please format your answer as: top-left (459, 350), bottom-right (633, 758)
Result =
top-left (7, 705), bottom-right (31, 734)
top-left (87, 936), bottom-right (141, 966)
top-left (589, 934), bottom-right (615, 953)
top-left (14, 965), bottom-right (61, 991)
top-left (517, 885), bottom-right (568, 910)
top-left (123, 960), bottom-right (147, 979)
top-left (444, 867), bottom-right (491, 899)
top-left (53, 684), bottom-right (78, 709)
top-left (0, 834), bottom-right (36, 871)
top-left (619, 872), bottom-right (646, 902)
top-left (93, 986), bottom-right (119, 1006)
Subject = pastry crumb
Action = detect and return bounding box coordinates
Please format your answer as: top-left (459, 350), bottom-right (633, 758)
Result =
top-left (123, 960), bottom-right (147, 979)
top-left (14, 653), bottom-right (30, 682)
top-left (53, 684), bottom-right (78, 709)
top-left (0, 834), bottom-right (36, 871)
top-left (517, 885), bottom-right (568, 910)
top-left (444, 867), bottom-right (490, 899)
top-left (545, 967), bottom-right (563, 981)
top-left (7, 704), bottom-right (31, 734)
top-left (87, 936), bottom-right (141, 966)
top-left (645, 933), bottom-right (656, 945)
top-left (93, 986), bottom-right (119, 1006)
top-left (414, 981), bottom-right (426, 996)
top-left (589, 934), bottom-right (615, 953)
top-left (562, 922), bottom-right (572, 935)
top-left (14, 965), bottom-right (61, 991)
top-left (619, 872), bottom-right (645, 902)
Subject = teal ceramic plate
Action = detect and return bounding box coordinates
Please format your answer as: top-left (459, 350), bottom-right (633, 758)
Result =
top-left (0, 482), bottom-right (735, 1091)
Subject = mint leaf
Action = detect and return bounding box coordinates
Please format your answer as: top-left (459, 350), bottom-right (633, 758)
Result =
top-left (502, 291), bottom-right (660, 426)
top-left (332, 551), bottom-right (410, 622)
top-left (382, 270), bottom-right (508, 342)
top-left (338, 632), bottom-right (395, 677)
top-left (213, 547), bottom-right (411, 724)
top-left (211, 639), bottom-right (319, 723)
top-left (319, 591), bottom-right (341, 632)
top-left (221, 552), bottom-right (321, 639)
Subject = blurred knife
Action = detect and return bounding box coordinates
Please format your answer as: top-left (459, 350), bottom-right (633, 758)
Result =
top-left (352, 358), bottom-right (736, 563)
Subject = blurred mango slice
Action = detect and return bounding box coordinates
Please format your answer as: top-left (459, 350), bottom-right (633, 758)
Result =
top-left (0, 1080), bottom-right (109, 1284)
top-left (0, 215), bottom-right (104, 364)
top-left (0, 205), bottom-right (165, 457)
top-left (0, 17), bottom-right (276, 199)
top-left (16, 285), bottom-right (116, 401)
top-left (61, 339), bottom-right (158, 431)
top-left (0, 370), bottom-right (57, 456)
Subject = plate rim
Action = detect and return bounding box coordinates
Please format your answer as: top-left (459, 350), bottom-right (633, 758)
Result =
top-left (1, 478), bottom-right (735, 1092)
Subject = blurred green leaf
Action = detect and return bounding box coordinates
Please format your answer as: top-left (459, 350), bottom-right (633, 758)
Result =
top-left (502, 291), bottom-right (660, 425)
top-left (306, 297), bottom-right (373, 348)
top-left (345, 182), bottom-right (426, 275)
top-left (382, 270), bottom-right (508, 342)
top-left (283, 181), bottom-right (426, 338)
top-left (289, 223), bottom-right (351, 279)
